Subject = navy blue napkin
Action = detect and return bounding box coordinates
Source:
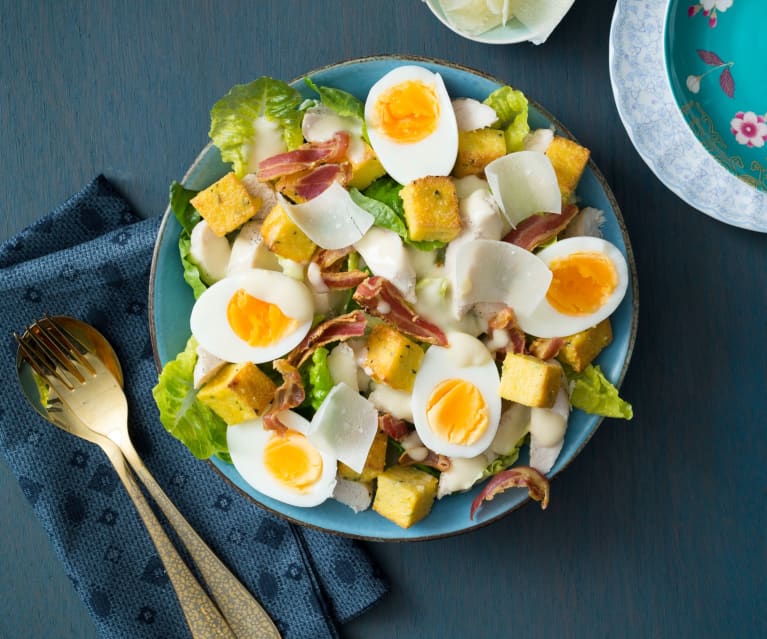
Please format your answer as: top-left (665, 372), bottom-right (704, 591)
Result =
top-left (0, 176), bottom-right (388, 639)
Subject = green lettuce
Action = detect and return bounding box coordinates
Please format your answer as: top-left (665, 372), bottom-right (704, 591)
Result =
top-left (304, 77), bottom-right (367, 141)
top-left (209, 77), bottom-right (304, 176)
top-left (482, 434), bottom-right (527, 479)
top-left (169, 181), bottom-right (207, 299)
top-left (306, 347), bottom-right (334, 411)
top-left (565, 364), bottom-right (633, 420)
top-left (354, 177), bottom-right (446, 251)
top-left (151, 337), bottom-right (230, 461)
top-left (484, 86), bottom-right (530, 152)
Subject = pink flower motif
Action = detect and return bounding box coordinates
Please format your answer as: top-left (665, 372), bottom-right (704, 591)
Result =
top-left (730, 111), bottom-right (767, 148)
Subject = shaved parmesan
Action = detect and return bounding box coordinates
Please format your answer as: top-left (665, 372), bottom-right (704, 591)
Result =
top-left (278, 183), bottom-right (374, 249)
top-left (309, 382), bottom-right (379, 473)
top-left (451, 239), bottom-right (552, 318)
top-left (529, 385), bottom-right (569, 473)
top-left (485, 150), bottom-right (561, 227)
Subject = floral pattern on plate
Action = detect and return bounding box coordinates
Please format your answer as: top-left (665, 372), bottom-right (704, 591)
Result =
top-left (609, 0), bottom-right (767, 231)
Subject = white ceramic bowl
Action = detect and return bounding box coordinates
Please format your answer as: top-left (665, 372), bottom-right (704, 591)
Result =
top-left (423, 0), bottom-right (575, 45)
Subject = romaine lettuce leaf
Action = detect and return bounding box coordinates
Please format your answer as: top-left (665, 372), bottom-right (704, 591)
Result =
top-left (169, 182), bottom-right (207, 299)
top-left (304, 77), bottom-right (366, 133)
top-left (209, 77), bottom-right (304, 176)
top-left (355, 177), bottom-right (446, 251)
top-left (151, 337), bottom-right (230, 460)
top-left (482, 434), bottom-right (527, 479)
top-left (566, 364), bottom-right (633, 420)
top-left (484, 86), bottom-right (530, 152)
top-left (307, 347), bottom-right (333, 411)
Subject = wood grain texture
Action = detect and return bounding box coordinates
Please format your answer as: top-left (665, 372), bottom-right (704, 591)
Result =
top-left (2, 1), bottom-right (766, 638)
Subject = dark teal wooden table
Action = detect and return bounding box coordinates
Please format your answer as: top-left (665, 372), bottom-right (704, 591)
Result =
top-left (2, 2), bottom-right (765, 638)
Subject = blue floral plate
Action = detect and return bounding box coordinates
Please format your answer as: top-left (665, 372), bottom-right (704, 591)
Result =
top-left (665, 0), bottom-right (767, 192)
top-left (610, 1), bottom-right (767, 231)
top-left (150, 56), bottom-right (638, 541)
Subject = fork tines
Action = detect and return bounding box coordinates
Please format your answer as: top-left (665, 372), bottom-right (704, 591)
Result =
top-left (14, 315), bottom-right (95, 390)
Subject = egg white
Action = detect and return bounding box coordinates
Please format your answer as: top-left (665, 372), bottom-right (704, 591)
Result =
top-left (516, 236), bottom-right (629, 338)
top-left (411, 336), bottom-right (502, 458)
top-left (227, 411), bottom-right (337, 508)
top-left (190, 269), bottom-right (314, 363)
top-left (364, 65), bottom-right (458, 185)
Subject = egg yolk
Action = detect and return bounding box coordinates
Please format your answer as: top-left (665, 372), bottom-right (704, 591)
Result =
top-left (227, 289), bottom-right (298, 347)
top-left (374, 80), bottom-right (440, 143)
top-left (263, 430), bottom-right (323, 493)
top-left (425, 379), bottom-right (489, 446)
top-left (546, 252), bottom-right (618, 316)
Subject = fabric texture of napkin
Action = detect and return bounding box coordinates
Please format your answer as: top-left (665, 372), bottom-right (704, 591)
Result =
top-left (0, 176), bottom-right (388, 639)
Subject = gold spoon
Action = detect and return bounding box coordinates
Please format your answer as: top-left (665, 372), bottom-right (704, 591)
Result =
top-left (15, 316), bottom-right (281, 639)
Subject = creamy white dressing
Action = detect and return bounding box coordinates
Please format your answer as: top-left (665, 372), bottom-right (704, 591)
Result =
top-left (354, 226), bottom-right (416, 302)
top-left (189, 219), bottom-right (231, 284)
top-left (529, 385), bottom-right (570, 447)
top-left (414, 277), bottom-right (485, 337)
top-left (451, 98), bottom-right (498, 131)
top-left (445, 331), bottom-right (492, 367)
top-left (247, 116), bottom-right (288, 172)
top-left (437, 454), bottom-right (490, 499)
top-left (301, 105), bottom-right (367, 163)
top-left (192, 344), bottom-right (226, 389)
top-left (227, 220), bottom-right (281, 275)
top-left (522, 127), bottom-right (555, 154)
top-left (327, 343), bottom-right (359, 392)
top-left (490, 403), bottom-right (531, 455)
top-left (368, 382), bottom-right (414, 423)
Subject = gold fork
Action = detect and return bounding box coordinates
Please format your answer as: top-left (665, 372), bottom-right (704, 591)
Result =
top-left (15, 316), bottom-right (281, 639)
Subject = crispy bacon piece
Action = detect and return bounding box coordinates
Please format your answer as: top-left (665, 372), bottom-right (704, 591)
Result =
top-left (262, 359), bottom-right (305, 434)
top-left (487, 307), bottom-right (526, 355)
top-left (257, 131), bottom-right (350, 181)
top-left (470, 466), bottom-right (551, 520)
top-left (378, 413), bottom-right (411, 441)
top-left (277, 163), bottom-right (351, 201)
top-left (353, 276), bottom-right (448, 346)
top-left (503, 203), bottom-right (580, 251)
top-left (399, 449), bottom-right (452, 472)
top-left (312, 247), bottom-right (368, 290)
top-left (528, 336), bottom-right (565, 360)
top-left (286, 310), bottom-right (367, 368)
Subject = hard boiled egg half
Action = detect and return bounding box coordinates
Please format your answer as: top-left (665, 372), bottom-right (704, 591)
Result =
top-left (190, 269), bottom-right (314, 363)
top-left (227, 411), bottom-right (337, 507)
top-left (411, 333), bottom-right (502, 458)
top-left (364, 65), bottom-right (458, 185)
top-left (517, 236), bottom-right (629, 338)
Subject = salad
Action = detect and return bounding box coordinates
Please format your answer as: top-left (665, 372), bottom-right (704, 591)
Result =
top-left (152, 64), bottom-right (632, 530)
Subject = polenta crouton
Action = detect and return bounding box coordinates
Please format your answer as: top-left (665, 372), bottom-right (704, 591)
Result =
top-left (338, 431), bottom-right (388, 482)
top-left (260, 203), bottom-right (317, 263)
top-left (373, 466), bottom-right (438, 528)
top-left (347, 143), bottom-right (387, 190)
top-left (500, 353), bottom-right (562, 408)
top-left (557, 319), bottom-right (613, 373)
top-left (453, 128), bottom-right (506, 177)
top-left (400, 176), bottom-right (461, 242)
top-left (365, 324), bottom-right (424, 392)
top-left (545, 136), bottom-right (591, 202)
top-left (190, 173), bottom-right (263, 236)
top-left (197, 362), bottom-right (276, 425)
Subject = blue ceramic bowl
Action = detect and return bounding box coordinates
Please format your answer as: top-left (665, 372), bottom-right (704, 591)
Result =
top-left (149, 56), bottom-right (638, 541)
top-left (665, 0), bottom-right (767, 192)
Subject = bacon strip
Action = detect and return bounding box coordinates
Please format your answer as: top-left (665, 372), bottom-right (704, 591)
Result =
top-left (257, 131), bottom-right (350, 181)
top-left (470, 466), bottom-right (551, 520)
top-left (399, 450), bottom-right (451, 472)
top-left (289, 163), bottom-right (351, 201)
top-left (353, 276), bottom-right (448, 346)
top-left (286, 310), bottom-right (367, 368)
top-left (378, 413), bottom-right (411, 441)
top-left (487, 306), bottom-right (526, 355)
top-left (262, 359), bottom-right (305, 434)
top-left (312, 247), bottom-right (368, 290)
top-left (503, 203), bottom-right (580, 251)
top-left (528, 336), bottom-right (564, 360)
